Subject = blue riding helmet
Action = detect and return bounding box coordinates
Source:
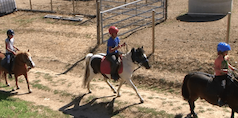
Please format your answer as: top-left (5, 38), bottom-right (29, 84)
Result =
top-left (7, 29), bottom-right (14, 36)
top-left (217, 42), bottom-right (231, 52)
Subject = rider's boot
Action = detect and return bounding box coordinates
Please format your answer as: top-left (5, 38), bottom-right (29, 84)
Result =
top-left (8, 62), bottom-right (12, 78)
top-left (217, 98), bottom-right (225, 107)
top-left (111, 63), bottom-right (119, 81)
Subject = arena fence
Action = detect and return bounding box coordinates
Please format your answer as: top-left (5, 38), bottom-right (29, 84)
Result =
top-left (97, 0), bottom-right (167, 43)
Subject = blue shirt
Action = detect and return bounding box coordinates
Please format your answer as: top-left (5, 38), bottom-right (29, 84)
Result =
top-left (107, 36), bottom-right (120, 54)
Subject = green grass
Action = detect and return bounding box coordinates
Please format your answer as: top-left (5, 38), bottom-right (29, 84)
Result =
top-left (137, 107), bottom-right (174, 118)
top-left (0, 93), bottom-right (69, 118)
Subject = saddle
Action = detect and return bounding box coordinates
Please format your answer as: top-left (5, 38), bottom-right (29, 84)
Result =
top-left (100, 56), bottom-right (123, 74)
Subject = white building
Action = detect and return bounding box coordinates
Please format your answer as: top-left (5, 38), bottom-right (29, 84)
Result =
top-left (188, 0), bottom-right (233, 15)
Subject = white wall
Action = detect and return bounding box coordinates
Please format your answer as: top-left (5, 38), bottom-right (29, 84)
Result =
top-left (188, 0), bottom-right (232, 15)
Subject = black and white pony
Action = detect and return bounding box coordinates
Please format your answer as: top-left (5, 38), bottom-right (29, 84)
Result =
top-left (83, 47), bottom-right (150, 103)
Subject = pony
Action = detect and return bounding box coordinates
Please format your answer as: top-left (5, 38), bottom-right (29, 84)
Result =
top-left (83, 47), bottom-right (150, 103)
top-left (182, 71), bottom-right (238, 118)
top-left (0, 50), bottom-right (35, 93)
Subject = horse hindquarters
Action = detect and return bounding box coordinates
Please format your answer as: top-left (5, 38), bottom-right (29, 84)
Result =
top-left (182, 74), bottom-right (192, 100)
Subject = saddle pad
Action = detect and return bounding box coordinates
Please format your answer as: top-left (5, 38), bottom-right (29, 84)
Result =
top-left (100, 57), bottom-right (123, 74)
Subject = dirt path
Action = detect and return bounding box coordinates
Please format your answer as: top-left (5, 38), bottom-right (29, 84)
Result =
top-left (0, 68), bottom-right (234, 118)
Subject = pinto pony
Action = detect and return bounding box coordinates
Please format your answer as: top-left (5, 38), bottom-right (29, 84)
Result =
top-left (83, 47), bottom-right (150, 103)
top-left (0, 50), bottom-right (35, 93)
top-left (182, 72), bottom-right (238, 118)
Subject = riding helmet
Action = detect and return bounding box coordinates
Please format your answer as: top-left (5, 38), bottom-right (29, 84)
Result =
top-left (7, 29), bottom-right (14, 36)
top-left (109, 26), bottom-right (118, 35)
top-left (217, 42), bottom-right (231, 52)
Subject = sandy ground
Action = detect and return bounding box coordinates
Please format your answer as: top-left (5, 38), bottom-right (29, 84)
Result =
top-left (1, 0), bottom-right (238, 117)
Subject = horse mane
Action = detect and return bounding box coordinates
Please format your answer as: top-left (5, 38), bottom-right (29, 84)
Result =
top-left (16, 51), bottom-right (29, 55)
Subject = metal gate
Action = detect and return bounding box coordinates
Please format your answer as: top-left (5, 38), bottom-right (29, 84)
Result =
top-left (98, 0), bottom-right (167, 43)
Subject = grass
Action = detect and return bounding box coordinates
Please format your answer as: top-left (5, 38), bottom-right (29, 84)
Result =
top-left (137, 107), bottom-right (174, 118)
top-left (0, 93), bottom-right (69, 118)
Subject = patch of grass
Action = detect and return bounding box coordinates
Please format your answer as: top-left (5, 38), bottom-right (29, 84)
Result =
top-left (43, 73), bottom-right (53, 81)
top-left (67, 82), bottom-right (72, 87)
top-left (18, 77), bottom-right (25, 83)
top-left (31, 83), bottom-right (51, 92)
top-left (35, 72), bottom-right (42, 78)
top-left (0, 94), bottom-right (69, 118)
top-left (53, 90), bottom-right (73, 97)
top-left (32, 79), bottom-right (41, 84)
top-left (137, 107), bottom-right (174, 118)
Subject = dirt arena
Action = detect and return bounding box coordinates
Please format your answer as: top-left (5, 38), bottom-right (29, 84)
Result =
top-left (1, 0), bottom-right (238, 117)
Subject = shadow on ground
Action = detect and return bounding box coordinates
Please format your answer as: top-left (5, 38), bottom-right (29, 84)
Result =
top-left (59, 93), bottom-right (140, 118)
top-left (0, 90), bottom-right (18, 100)
top-left (176, 14), bottom-right (226, 22)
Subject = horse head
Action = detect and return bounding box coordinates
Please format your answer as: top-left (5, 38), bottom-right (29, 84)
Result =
top-left (16, 50), bottom-right (35, 69)
top-left (131, 46), bottom-right (150, 69)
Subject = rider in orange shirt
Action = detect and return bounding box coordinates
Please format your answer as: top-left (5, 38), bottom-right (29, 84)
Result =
top-left (214, 42), bottom-right (236, 107)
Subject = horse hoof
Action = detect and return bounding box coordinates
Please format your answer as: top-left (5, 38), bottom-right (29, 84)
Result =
top-left (17, 87), bottom-right (20, 90)
top-left (12, 88), bottom-right (15, 91)
top-left (29, 89), bottom-right (32, 93)
top-left (140, 100), bottom-right (144, 103)
top-left (6, 83), bottom-right (10, 86)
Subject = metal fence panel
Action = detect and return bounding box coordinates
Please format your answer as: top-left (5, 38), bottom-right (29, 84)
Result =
top-left (99, 0), bottom-right (167, 42)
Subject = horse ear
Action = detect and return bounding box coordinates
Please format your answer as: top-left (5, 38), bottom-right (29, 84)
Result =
top-left (141, 46), bottom-right (143, 49)
top-left (27, 49), bottom-right (29, 52)
top-left (131, 48), bottom-right (135, 53)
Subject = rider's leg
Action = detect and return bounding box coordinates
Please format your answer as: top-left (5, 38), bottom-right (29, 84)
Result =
top-left (106, 54), bottom-right (119, 80)
top-left (217, 75), bottom-right (229, 107)
top-left (6, 53), bottom-right (12, 78)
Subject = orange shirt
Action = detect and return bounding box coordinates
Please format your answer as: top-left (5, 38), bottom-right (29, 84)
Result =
top-left (214, 55), bottom-right (228, 76)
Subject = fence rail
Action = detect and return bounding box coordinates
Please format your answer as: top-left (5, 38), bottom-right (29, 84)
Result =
top-left (98, 0), bottom-right (167, 43)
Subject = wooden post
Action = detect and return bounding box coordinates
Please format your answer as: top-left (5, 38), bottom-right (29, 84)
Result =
top-left (73, 0), bottom-right (75, 14)
top-left (226, 12), bottom-right (231, 43)
top-left (152, 10), bottom-right (155, 54)
top-left (97, 0), bottom-right (100, 45)
top-left (50, 0), bottom-right (53, 12)
top-left (29, 0), bottom-right (32, 10)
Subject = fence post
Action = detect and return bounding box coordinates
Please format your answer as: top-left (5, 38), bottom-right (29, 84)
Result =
top-left (50, 0), bottom-right (53, 12)
top-left (73, 0), bottom-right (75, 14)
top-left (29, 0), bottom-right (32, 10)
top-left (97, 0), bottom-right (101, 45)
top-left (226, 12), bottom-right (231, 43)
top-left (152, 10), bottom-right (155, 54)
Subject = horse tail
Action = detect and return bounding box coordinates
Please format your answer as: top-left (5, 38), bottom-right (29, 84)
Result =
top-left (182, 73), bottom-right (192, 101)
top-left (83, 53), bottom-right (93, 88)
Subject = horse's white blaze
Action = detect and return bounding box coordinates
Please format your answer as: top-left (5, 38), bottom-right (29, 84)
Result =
top-left (28, 56), bottom-right (35, 67)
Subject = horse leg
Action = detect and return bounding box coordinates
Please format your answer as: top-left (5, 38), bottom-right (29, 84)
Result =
top-left (231, 109), bottom-right (234, 118)
top-left (116, 80), bottom-right (125, 97)
top-left (188, 100), bottom-right (198, 118)
top-left (86, 73), bottom-right (95, 93)
top-left (4, 72), bottom-right (10, 86)
top-left (103, 77), bottom-right (116, 93)
top-left (23, 74), bottom-right (31, 93)
top-left (14, 74), bottom-right (20, 90)
top-left (125, 78), bottom-right (144, 103)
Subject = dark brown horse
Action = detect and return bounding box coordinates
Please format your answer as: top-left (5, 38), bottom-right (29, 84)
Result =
top-left (182, 72), bottom-right (238, 118)
top-left (0, 51), bottom-right (35, 93)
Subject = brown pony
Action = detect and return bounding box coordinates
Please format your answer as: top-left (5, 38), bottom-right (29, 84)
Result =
top-left (0, 50), bottom-right (35, 93)
top-left (182, 72), bottom-right (238, 118)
